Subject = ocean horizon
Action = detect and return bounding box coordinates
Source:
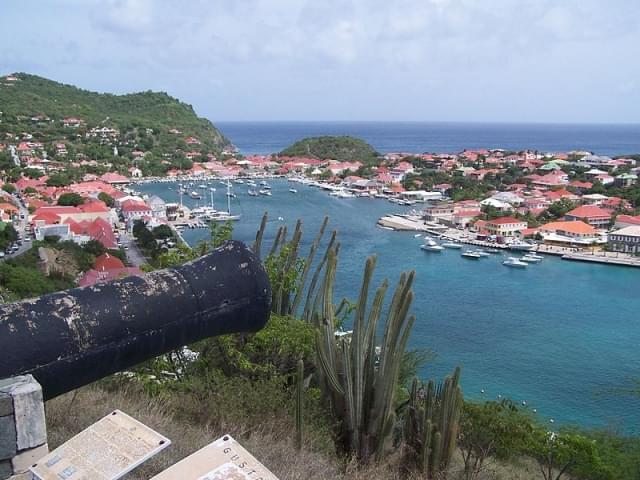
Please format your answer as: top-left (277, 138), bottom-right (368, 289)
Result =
top-left (214, 121), bottom-right (640, 157)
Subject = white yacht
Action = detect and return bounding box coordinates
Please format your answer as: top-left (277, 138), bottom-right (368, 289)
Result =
top-left (420, 237), bottom-right (444, 252)
top-left (503, 257), bottom-right (528, 268)
top-left (259, 189), bottom-right (272, 196)
top-left (248, 189), bottom-right (258, 196)
top-left (289, 188), bottom-right (298, 193)
top-left (473, 250), bottom-right (491, 257)
top-left (509, 241), bottom-right (535, 252)
top-left (442, 241), bottom-right (463, 249)
top-left (462, 251), bottom-right (482, 259)
top-left (520, 254), bottom-right (542, 263)
top-left (335, 190), bottom-right (355, 198)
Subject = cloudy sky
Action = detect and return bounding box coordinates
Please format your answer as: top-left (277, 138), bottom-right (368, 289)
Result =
top-left (1, 0), bottom-right (639, 123)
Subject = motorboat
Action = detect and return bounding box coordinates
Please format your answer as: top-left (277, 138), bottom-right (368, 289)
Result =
top-left (503, 257), bottom-right (528, 268)
top-left (483, 248), bottom-right (501, 254)
top-left (248, 189), bottom-right (258, 196)
top-left (335, 190), bottom-right (355, 198)
top-left (234, 179), bottom-right (245, 184)
top-left (420, 237), bottom-right (444, 252)
top-left (473, 250), bottom-right (491, 257)
top-left (520, 254), bottom-right (542, 263)
top-left (442, 242), bottom-right (463, 249)
top-left (189, 191), bottom-right (201, 199)
top-left (198, 184), bottom-right (207, 189)
top-left (524, 253), bottom-right (543, 260)
top-left (259, 189), bottom-right (272, 196)
top-left (461, 251), bottom-right (482, 259)
top-left (289, 188), bottom-right (298, 193)
top-left (508, 241), bottom-right (535, 252)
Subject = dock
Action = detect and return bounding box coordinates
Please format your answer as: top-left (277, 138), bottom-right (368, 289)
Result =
top-left (561, 252), bottom-right (640, 268)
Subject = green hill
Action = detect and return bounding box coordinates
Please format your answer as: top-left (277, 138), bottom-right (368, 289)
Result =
top-left (279, 135), bottom-right (379, 163)
top-left (0, 73), bottom-right (230, 151)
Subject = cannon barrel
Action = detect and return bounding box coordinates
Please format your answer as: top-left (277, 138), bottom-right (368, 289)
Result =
top-left (0, 240), bottom-right (271, 399)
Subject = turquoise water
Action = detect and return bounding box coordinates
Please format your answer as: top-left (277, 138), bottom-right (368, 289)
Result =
top-left (137, 180), bottom-right (640, 433)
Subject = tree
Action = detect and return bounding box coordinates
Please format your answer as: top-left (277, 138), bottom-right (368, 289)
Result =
top-left (526, 428), bottom-right (609, 480)
top-left (152, 224), bottom-right (174, 240)
top-left (82, 239), bottom-right (106, 257)
top-left (57, 192), bottom-right (85, 206)
top-left (458, 400), bottom-right (533, 479)
top-left (2, 184), bottom-right (16, 194)
top-left (98, 192), bottom-right (115, 208)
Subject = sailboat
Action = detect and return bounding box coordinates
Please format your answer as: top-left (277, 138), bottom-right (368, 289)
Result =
top-left (209, 182), bottom-right (240, 222)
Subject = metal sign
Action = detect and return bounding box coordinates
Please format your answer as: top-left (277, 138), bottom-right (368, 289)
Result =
top-left (30, 409), bottom-right (171, 480)
top-left (150, 434), bottom-right (279, 480)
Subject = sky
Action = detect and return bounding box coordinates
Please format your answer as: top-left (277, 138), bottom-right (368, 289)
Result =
top-left (1, 0), bottom-right (639, 123)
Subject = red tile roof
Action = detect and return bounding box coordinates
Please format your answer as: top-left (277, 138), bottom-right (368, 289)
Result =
top-left (565, 205), bottom-right (612, 219)
top-left (94, 253), bottom-right (125, 271)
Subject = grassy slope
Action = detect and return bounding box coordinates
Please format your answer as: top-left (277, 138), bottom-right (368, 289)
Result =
top-left (0, 73), bottom-right (229, 149)
top-left (46, 386), bottom-right (543, 480)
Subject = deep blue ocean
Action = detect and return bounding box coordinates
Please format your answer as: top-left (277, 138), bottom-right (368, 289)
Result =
top-left (138, 122), bottom-right (640, 433)
top-left (215, 121), bottom-right (640, 157)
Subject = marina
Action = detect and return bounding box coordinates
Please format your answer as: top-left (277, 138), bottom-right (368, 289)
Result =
top-left (135, 178), bottom-right (640, 433)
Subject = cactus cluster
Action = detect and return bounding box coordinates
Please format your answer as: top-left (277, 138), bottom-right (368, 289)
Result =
top-left (253, 212), bottom-right (338, 318)
top-left (403, 368), bottom-right (463, 478)
top-left (313, 251), bottom-right (416, 463)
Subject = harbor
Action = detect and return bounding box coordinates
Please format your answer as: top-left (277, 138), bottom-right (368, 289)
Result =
top-left (134, 178), bottom-right (640, 432)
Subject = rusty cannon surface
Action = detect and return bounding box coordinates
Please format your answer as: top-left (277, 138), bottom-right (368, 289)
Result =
top-left (0, 240), bottom-right (271, 399)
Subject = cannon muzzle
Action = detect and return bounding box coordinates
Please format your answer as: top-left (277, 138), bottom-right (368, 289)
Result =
top-left (0, 240), bottom-right (271, 399)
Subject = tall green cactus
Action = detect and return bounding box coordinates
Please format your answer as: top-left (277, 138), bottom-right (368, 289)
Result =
top-left (295, 359), bottom-right (304, 451)
top-left (253, 212), bottom-right (337, 318)
top-left (404, 367), bottom-right (463, 478)
top-left (314, 250), bottom-right (416, 463)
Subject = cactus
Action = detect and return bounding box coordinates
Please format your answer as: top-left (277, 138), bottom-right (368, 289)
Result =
top-left (313, 250), bottom-right (416, 463)
top-left (295, 359), bottom-right (304, 450)
top-left (252, 212), bottom-right (338, 319)
top-left (404, 368), bottom-right (463, 478)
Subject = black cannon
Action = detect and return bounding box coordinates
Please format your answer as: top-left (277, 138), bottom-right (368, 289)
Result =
top-left (0, 240), bottom-right (271, 399)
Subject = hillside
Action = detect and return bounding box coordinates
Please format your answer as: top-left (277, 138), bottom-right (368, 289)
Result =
top-left (279, 135), bottom-right (379, 163)
top-left (0, 73), bottom-right (230, 153)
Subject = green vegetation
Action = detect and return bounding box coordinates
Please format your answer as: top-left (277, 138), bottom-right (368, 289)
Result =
top-left (0, 238), bottom-right (125, 301)
top-left (2, 214), bottom-right (639, 479)
top-left (56, 192), bottom-right (84, 206)
top-left (97, 191), bottom-right (115, 207)
top-left (0, 223), bottom-right (18, 250)
top-left (0, 73), bottom-right (230, 153)
top-left (279, 136), bottom-right (379, 164)
top-left (2, 183), bottom-right (16, 194)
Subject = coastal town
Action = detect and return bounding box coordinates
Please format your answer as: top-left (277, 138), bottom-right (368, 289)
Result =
top-left (1, 72), bottom-right (640, 296)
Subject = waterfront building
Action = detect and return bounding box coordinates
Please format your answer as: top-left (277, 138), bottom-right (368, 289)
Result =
top-left (538, 221), bottom-right (605, 248)
top-left (608, 226), bottom-right (640, 254)
top-left (485, 216), bottom-right (528, 237)
top-left (614, 214), bottom-right (640, 229)
top-left (148, 195), bottom-right (167, 219)
top-left (423, 202), bottom-right (454, 223)
top-left (565, 205), bottom-right (613, 228)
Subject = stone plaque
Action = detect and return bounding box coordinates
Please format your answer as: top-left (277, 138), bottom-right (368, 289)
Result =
top-left (150, 434), bottom-right (278, 480)
top-left (30, 409), bottom-right (170, 480)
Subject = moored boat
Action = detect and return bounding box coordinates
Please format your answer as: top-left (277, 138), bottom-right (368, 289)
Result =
top-left (520, 254), bottom-right (542, 263)
top-left (420, 237), bottom-right (444, 252)
top-left (503, 257), bottom-right (528, 268)
top-left (442, 242), bottom-right (463, 249)
top-left (462, 251), bottom-right (482, 259)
